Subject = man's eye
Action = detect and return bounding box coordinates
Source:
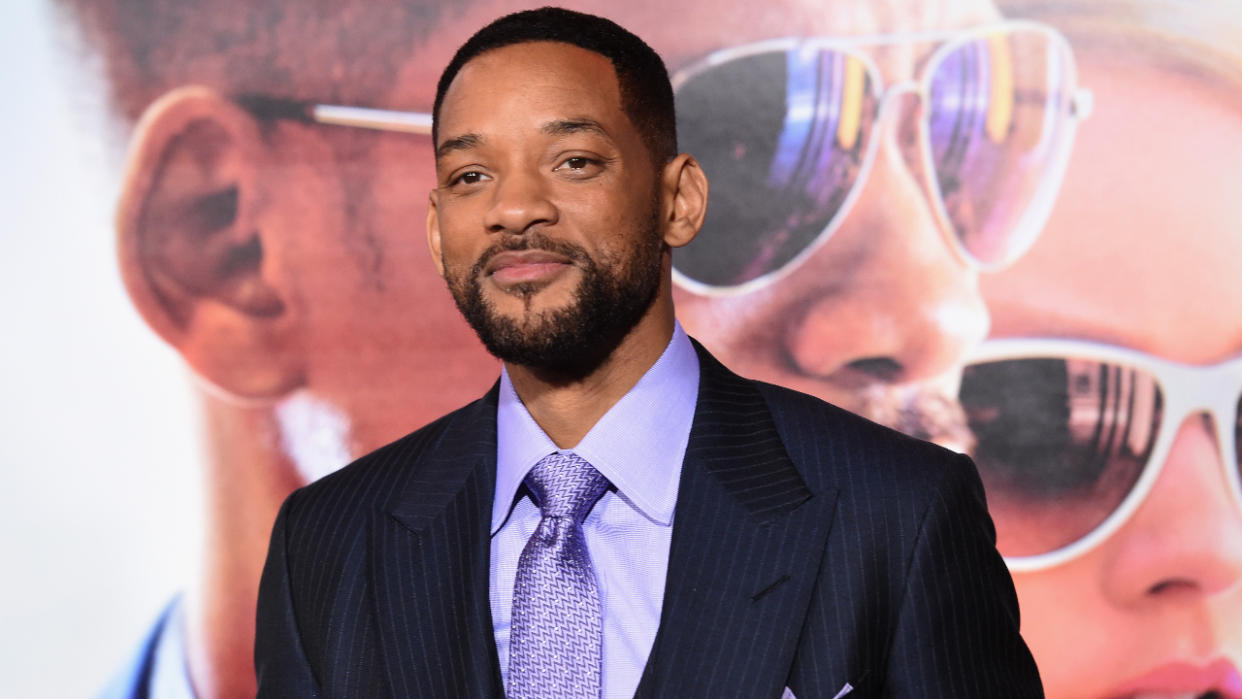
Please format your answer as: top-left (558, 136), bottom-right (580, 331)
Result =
top-left (451, 171), bottom-right (488, 186)
top-left (556, 156), bottom-right (600, 173)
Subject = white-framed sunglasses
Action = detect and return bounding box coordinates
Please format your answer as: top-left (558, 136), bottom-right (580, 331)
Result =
top-left (960, 338), bottom-right (1242, 572)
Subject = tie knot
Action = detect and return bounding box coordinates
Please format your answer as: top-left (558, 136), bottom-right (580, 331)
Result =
top-left (525, 452), bottom-right (610, 522)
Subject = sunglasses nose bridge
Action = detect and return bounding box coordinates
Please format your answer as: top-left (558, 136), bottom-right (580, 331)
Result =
top-left (870, 84), bottom-right (971, 270)
top-left (873, 81), bottom-right (922, 136)
top-left (876, 83), bottom-right (932, 167)
top-left (1166, 363), bottom-right (1238, 423)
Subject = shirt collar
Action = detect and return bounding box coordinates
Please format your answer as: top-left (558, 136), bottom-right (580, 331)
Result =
top-left (492, 323), bottom-right (699, 533)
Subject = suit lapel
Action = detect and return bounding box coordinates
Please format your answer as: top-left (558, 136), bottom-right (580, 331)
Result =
top-left (637, 345), bottom-right (840, 697)
top-left (371, 386), bottom-right (504, 698)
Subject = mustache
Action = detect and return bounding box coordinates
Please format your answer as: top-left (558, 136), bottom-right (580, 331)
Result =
top-left (471, 232), bottom-right (593, 276)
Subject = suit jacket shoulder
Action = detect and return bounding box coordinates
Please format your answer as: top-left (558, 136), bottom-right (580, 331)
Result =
top-left (287, 384), bottom-right (499, 529)
top-left (754, 376), bottom-right (965, 497)
top-left (257, 385), bottom-right (505, 698)
top-left (654, 344), bottom-right (1042, 698)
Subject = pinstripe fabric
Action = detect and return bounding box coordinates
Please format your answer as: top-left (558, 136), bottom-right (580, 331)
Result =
top-left (754, 376), bottom-right (1042, 698)
top-left (256, 341), bottom-right (1042, 698)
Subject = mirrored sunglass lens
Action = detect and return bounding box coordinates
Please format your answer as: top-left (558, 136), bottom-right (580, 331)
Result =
top-left (959, 357), bottom-right (1163, 557)
top-left (675, 48), bottom-right (877, 287)
top-left (928, 29), bottom-right (1076, 267)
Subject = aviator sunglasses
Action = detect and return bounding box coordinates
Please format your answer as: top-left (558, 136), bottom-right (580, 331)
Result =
top-left (960, 338), bottom-right (1242, 572)
top-left (671, 20), bottom-right (1092, 294)
top-left (284, 20), bottom-right (1090, 295)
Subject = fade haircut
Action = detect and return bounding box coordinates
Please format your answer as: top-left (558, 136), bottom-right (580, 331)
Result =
top-left (432, 7), bottom-right (678, 164)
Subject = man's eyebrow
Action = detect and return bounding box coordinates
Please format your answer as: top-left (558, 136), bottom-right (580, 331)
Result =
top-left (435, 120), bottom-right (610, 160)
top-left (436, 132), bottom-right (484, 160)
top-left (541, 118), bottom-right (612, 140)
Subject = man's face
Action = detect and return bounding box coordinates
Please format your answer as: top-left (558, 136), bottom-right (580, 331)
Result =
top-left (429, 41), bottom-right (666, 377)
top-left (977, 54), bottom-right (1242, 698)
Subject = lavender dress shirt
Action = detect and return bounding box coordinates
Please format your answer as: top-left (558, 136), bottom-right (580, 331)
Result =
top-left (490, 323), bottom-right (700, 699)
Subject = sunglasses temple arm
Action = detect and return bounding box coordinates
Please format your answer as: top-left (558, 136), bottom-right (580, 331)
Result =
top-left (310, 104), bottom-right (434, 135)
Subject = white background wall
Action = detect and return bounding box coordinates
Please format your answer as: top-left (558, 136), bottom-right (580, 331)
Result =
top-left (0, 2), bottom-right (203, 696)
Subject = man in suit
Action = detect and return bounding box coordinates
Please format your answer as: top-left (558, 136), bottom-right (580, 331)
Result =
top-left (255, 8), bottom-right (1043, 698)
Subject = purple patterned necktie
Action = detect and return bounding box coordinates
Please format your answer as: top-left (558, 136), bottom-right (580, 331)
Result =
top-left (507, 452), bottom-right (611, 699)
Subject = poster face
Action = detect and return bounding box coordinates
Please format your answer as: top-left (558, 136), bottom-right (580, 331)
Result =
top-left (5, 0), bottom-right (1240, 696)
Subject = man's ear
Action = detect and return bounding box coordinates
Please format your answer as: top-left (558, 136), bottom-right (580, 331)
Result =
top-left (425, 188), bottom-right (447, 278)
top-left (117, 85), bottom-right (305, 399)
top-left (659, 153), bottom-right (709, 248)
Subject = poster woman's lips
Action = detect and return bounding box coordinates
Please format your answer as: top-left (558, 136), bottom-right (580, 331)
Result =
top-left (1106, 658), bottom-right (1242, 699)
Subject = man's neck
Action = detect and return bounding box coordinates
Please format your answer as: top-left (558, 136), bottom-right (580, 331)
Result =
top-left (505, 307), bottom-right (676, 448)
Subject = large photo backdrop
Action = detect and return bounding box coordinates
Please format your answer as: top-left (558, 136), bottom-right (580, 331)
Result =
top-left (3, 0), bottom-right (1239, 697)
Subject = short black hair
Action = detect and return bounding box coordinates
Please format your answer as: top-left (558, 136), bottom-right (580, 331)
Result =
top-left (432, 7), bottom-right (677, 164)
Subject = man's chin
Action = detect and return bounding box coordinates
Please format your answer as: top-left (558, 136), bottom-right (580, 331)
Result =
top-left (479, 281), bottom-right (583, 323)
top-left (466, 303), bottom-right (618, 378)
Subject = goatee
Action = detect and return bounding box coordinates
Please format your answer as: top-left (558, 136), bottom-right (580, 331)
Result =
top-left (446, 225), bottom-right (664, 381)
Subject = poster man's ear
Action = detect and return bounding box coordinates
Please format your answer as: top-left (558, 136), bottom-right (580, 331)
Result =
top-left (117, 86), bottom-right (305, 399)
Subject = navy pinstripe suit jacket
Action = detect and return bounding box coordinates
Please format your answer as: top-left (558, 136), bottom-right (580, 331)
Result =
top-left (256, 342), bottom-right (1043, 697)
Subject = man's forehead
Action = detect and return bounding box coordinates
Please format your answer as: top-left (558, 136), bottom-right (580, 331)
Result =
top-left (389, 0), bottom-right (1001, 109)
top-left (435, 42), bottom-right (626, 150)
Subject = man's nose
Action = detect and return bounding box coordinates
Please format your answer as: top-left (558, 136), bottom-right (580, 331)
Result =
top-left (483, 168), bottom-right (558, 234)
top-left (1102, 416), bottom-right (1242, 604)
top-left (782, 128), bottom-right (990, 385)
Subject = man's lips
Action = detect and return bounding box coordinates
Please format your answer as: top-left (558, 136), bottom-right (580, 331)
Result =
top-left (1106, 658), bottom-right (1242, 699)
top-left (483, 250), bottom-right (573, 286)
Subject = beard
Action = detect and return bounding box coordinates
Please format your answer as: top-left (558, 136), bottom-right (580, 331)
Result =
top-left (445, 218), bottom-right (664, 380)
